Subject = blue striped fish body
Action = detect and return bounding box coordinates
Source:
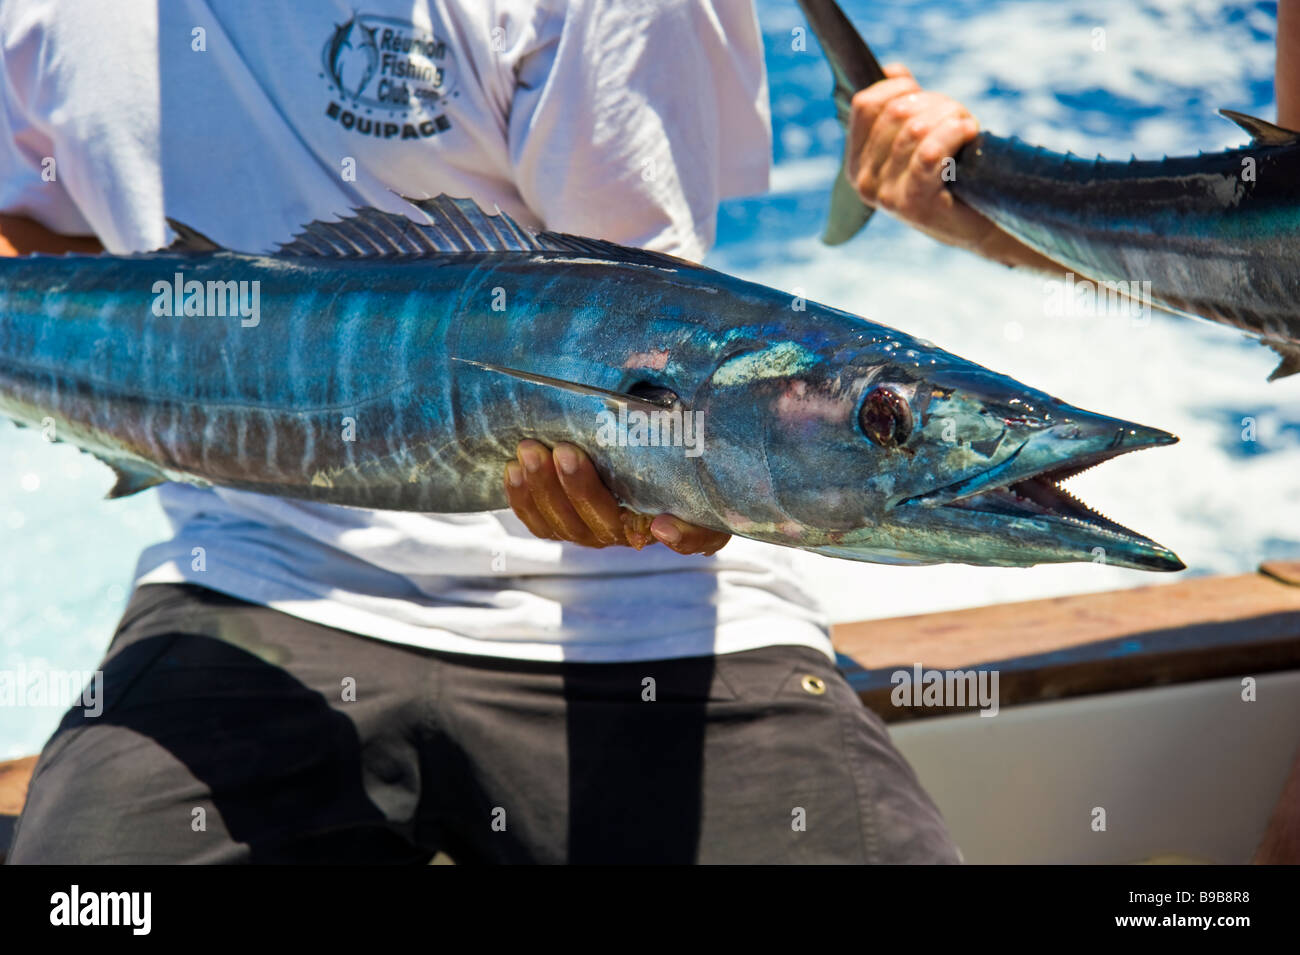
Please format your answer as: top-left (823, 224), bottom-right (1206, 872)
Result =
top-left (0, 248), bottom-right (722, 516)
top-left (0, 196), bottom-right (1183, 571)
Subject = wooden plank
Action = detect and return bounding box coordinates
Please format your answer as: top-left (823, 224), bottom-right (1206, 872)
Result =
top-left (834, 570), bottom-right (1300, 665)
top-left (833, 568), bottom-right (1300, 721)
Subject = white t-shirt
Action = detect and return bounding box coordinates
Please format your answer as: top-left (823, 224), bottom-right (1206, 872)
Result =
top-left (0, 0), bottom-right (830, 662)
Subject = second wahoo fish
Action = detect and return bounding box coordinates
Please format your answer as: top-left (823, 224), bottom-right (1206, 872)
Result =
top-left (798, 0), bottom-right (1300, 380)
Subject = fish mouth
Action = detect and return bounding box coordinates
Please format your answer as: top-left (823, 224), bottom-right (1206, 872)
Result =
top-left (899, 420), bottom-right (1185, 571)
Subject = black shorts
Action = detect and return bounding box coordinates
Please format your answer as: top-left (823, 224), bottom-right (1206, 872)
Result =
top-left (7, 583), bottom-right (958, 864)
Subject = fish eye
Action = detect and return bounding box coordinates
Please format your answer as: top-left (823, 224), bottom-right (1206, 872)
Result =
top-left (859, 385), bottom-right (913, 448)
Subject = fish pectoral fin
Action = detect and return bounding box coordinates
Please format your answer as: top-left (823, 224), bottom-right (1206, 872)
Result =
top-left (824, 163), bottom-right (877, 245)
top-left (1265, 340), bottom-right (1300, 382)
top-left (102, 459), bottom-right (165, 499)
top-left (1219, 109), bottom-right (1300, 146)
top-left (451, 358), bottom-right (679, 413)
top-left (163, 218), bottom-right (224, 253)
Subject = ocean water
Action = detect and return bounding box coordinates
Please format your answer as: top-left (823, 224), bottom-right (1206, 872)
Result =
top-left (1, 0), bottom-right (1295, 757)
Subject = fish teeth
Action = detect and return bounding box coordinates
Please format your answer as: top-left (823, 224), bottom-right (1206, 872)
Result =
top-left (1041, 472), bottom-right (1126, 531)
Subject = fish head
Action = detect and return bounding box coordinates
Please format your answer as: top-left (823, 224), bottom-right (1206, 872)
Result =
top-left (697, 323), bottom-right (1182, 571)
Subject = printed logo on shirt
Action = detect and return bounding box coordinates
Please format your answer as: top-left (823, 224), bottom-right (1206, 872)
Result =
top-left (320, 13), bottom-right (457, 140)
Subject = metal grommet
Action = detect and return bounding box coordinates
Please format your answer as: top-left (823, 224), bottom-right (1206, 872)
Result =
top-left (800, 674), bottom-right (827, 696)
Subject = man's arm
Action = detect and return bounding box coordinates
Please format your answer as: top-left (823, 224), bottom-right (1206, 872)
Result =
top-left (0, 213), bottom-right (102, 256)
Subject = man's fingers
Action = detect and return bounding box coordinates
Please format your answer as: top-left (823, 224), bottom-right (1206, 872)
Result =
top-left (920, 113), bottom-right (979, 169)
top-left (504, 440), bottom-right (731, 555)
top-left (619, 509), bottom-right (653, 549)
top-left (551, 443), bottom-right (627, 545)
top-left (881, 62), bottom-right (913, 80)
top-left (649, 515), bottom-right (730, 556)
top-left (846, 77), bottom-right (921, 188)
top-left (860, 90), bottom-right (954, 201)
top-left (504, 461), bottom-right (557, 540)
top-left (515, 440), bottom-right (603, 546)
top-left (900, 115), bottom-right (978, 213)
top-left (872, 95), bottom-right (966, 204)
top-left (881, 104), bottom-right (974, 214)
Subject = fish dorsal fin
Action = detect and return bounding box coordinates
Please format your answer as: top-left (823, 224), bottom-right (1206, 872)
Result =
top-left (1219, 109), bottom-right (1300, 146)
top-left (409, 194), bottom-right (702, 268)
top-left (451, 358), bottom-right (679, 414)
top-left (164, 218), bottom-right (223, 253)
top-left (399, 195), bottom-right (547, 251)
top-left (276, 194), bottom-right (702, 270)
top-left (277, 197), bottom-right (545, 257)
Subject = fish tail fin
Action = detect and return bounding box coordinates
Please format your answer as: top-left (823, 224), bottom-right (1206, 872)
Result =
top-left (796, 0), bottom-right (888, 245)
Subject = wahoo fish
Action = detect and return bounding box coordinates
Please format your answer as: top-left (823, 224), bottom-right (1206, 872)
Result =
top-left (0, 195), bottom-right (1182, 570)
top-left (797, 0), bottom-right (1300, 380)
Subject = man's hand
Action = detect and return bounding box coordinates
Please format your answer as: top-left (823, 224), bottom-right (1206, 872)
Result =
top-left (846, 64), bottom-right (1061, 272)
top-left (504, 439), bottom-right (729, 556)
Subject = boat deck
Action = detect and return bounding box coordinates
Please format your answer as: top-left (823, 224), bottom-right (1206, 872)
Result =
top-left (838, 560), bottom-right (1300, 720)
